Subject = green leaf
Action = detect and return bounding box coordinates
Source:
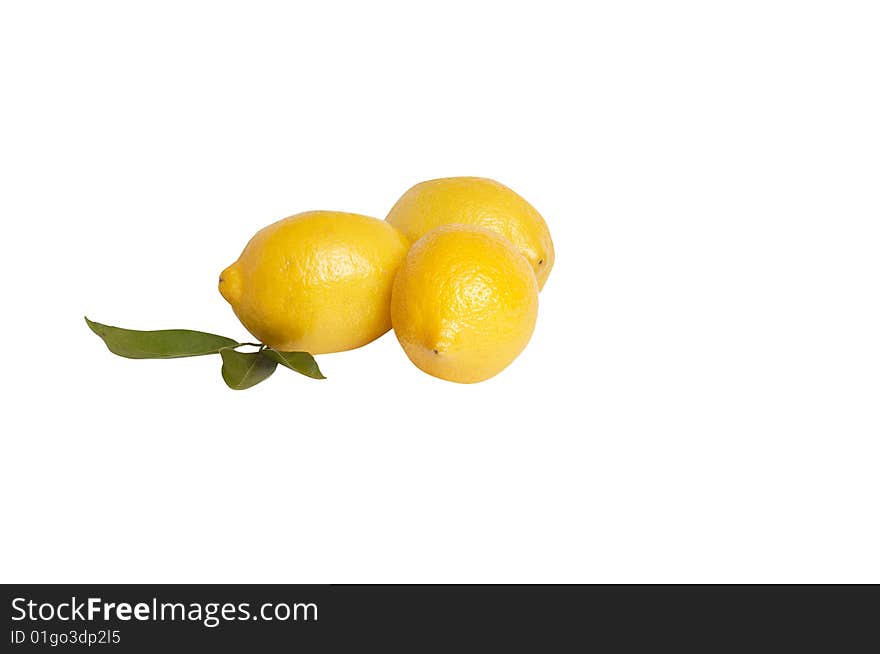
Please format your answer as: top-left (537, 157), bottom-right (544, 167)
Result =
top-left (86, 317), bottom-right (239, 359)
top-left (263, 348), bottom-right (326, 380)
top-left (220, 348), bottom-right (278, 390)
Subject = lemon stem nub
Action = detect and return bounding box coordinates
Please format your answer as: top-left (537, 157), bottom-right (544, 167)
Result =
top-left (218, 263), bottom-right (243, 305)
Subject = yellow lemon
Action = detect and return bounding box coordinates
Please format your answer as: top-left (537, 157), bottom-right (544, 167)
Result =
top-left (219, 211), bottom-right (409, 354)
top-left (386, 176), bottom-right (555, 289)
top-left (391, 225), bottom-right (539, 383)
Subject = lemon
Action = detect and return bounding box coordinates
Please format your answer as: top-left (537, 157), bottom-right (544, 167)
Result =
top-left (386, 176), bottom-right (555, 289)
top-left (219, 211), bottom-right (409, 354)
top-left (391, 225), bottom-right (539, 383)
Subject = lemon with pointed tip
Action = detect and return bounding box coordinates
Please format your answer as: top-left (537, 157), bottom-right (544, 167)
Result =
top-left (386, 176), bottom-right (555, 289)
top-left (391, 225), bottom-right (539, 383)
top-left (219, 211), bottom-right (409, 354)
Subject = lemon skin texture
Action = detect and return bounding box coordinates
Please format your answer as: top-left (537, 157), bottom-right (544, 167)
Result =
top-left (220, 211), bottom-right (410, 354)
top-left (391, 225), bottom-right (539, 383)
top-left (386, 177), bottom-right (554, 289)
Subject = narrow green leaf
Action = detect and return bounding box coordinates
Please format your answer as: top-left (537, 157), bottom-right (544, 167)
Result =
top-left (86, 317), bottom-right (239, 359)
top-left (263, 348), bottom-right (326, 379)
top-left (220, 348), bottom-right (277, 390)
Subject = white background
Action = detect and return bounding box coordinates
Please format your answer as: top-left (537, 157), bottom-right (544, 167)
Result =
top-left (1, 1), bottom-right (878, 583)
